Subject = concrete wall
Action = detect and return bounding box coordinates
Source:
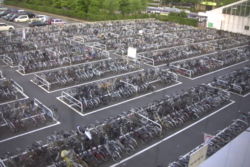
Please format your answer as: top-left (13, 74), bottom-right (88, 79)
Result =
top-left (205, 7), bottom-right (250, 36)
top-left (221, 14), bottom-right (250, 35)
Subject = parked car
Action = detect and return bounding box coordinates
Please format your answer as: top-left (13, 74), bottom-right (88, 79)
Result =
top-left (0, 7), bottom-right (8, 11)
top-left (30, 15), bottom-right (49, 22)
top-left (14, 15), bottom-right (29, 22)
top-left (0, 10), bottom-right (8, 17)
top-left (0, 23), bottom-right (14, 31)
top-left (29, 20), bottom-right (48, 27)
top-left (0, 9), bottom-right (16, 17)
top-left (9, 14), bottom-right (20, 22)
top-left (49, 19), bottom-right (65, 25)
top-left (2, 13), bottom-right (15, 20)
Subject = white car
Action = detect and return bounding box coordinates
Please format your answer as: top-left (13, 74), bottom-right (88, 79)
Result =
top-left (30, 15), bottom-right (48, 22)
top-left (50, 19), bottom-right (65, 25)
top-left (14, 15), bottom-right (29, 22)
top-left (0, 23), bottom-right (14, 31)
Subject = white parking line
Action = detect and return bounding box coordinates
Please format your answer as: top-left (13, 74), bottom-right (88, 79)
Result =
top-left (141, 44), bottom-right (249, 68)
top-left (0, 121), bottom-right (61, 143)
top-left (0, 85), bottom-right (29, 106)
top-left (174, 60), bottom-right (249, 81)
top-left (30, 69), bottom-right (144, 94)
top-left (57, 81), bottom-right (182, 117)
top-left (15, 58), bottom-right (111, 76)
top-left (110, 100), bottom-right (235, 167)
top-left (0, 96), bottom-right (29, 106)
top-left (208, 83), bottom-right (250, 98)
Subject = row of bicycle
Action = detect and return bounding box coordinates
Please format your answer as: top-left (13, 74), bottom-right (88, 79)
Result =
top-left (138, 37), bottom-right (249, 66)
top-left (59, 68), bottom-right (178, 112)
top-left (0, 79), bottom-right (24, 104)
top-left (1, 84), bottom-right (232, 167)
top-left (99, 29), bottom-right (231, 51)
top-left (0, 98), bottom-right (56, 135)
top-left (32, 58), bottom-right (141, 91)
top-left (0, 77), bottom-right (58, 139)
top-left (168, 113), bottom-right (250, 167)
top-left (170, 46), bottom-right (250, 78)
top-left (8, 43), bottom-right (109, 74)
top-left (211, 65), bottom-right (250, 95)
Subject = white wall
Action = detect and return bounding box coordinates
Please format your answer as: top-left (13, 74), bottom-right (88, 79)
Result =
top-left (206, 9), bottom-right (250, 36)
top-left (206, 8), bottom-right (224, 29)
top-left (222, 15), bottom-right (250, 35)
top-left (204, 0), bottom-right (250, 36)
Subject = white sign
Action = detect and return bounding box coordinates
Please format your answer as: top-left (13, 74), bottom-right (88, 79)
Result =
top-left (22, 28), bottom-right (26, 40)
top-left (127, 47), bottom-right (137, 59)
top-left (188, 144), bottom-right (208, 167)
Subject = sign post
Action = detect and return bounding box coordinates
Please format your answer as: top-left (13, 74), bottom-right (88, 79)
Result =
top-left (127, 47), bottom-right (137, 63)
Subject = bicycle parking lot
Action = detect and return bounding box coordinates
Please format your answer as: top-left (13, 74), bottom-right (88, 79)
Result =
top-left (0, 79), bottom-right (28, 105)
top-left (57, 68), bottom-right (180, 116)
top-left (209, 65), bottom-right (250, 97)
top-left (0, 19), bottom-right (249, 167)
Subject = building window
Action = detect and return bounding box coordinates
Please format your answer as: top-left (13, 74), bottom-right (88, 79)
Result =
top-left (245, 26), bottom-right (249, 30)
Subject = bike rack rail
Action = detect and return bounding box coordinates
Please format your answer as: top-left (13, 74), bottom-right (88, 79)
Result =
top-left (0, 98), bottom-right (55, 128)
top-left (169, 64), bottom-right (193, 78)
top-left (32, 74), bottom-right (52, 91)
top-left (60, 91), bottom-right (83, 113)
top-left (137, 54), bottom-right (155, 66)
top-left (34, 98), bottom-right (57, 121)
top-left (2, 55), bottom-right (13, 66)
top-left (0, 159), bottom-right (6, 167)
top-left (0, 71), bottom-right (3, 79)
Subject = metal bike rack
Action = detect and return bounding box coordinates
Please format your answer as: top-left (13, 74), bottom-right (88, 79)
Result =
top-left (60, 91), bottom-right (83, 113)
top-left (169, 64), bottom-right (193, 78)
top-left (32, 74), bottom-right (52, 91)
top-left (11, 79), bottom-right (24, 93)
top-left (2, 55), bottom-right (13, 66)
top-left (0, 159), bottom-right (6, 167)
top-left (0, 71), bottom-right (3, 79)
top-left (120, 80), bottom-right (138, 92)
top-left (17, 65), bottom-right (26, 74)
top-left (34, 98), bottom-right (56, 121)
top-left (137, 54), bottom-right (155, 66)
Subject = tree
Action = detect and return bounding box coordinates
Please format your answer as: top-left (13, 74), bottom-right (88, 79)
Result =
top-left (88, 0), bottom-right (102, 14)
top-left (103, 0), bottom-right (120, 14)
top-left (119, 0), bottom-right (131, 15)
top-left (76, 0), bottom-right (91, 13)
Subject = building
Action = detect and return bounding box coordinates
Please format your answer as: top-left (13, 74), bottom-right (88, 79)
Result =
top-left (205, 0), bottom-right (250, 35)
top-left (195, 1), bottom-right (217, 11)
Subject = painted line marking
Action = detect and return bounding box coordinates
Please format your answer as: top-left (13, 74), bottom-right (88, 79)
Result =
top-left (110, 100), bottom-right (235, 167)
top-left (0, 121), bottom-right (61, 143)
top-left (208, 83), bottom-right (250, 98)
top-left (0, 84), bottom-right (29, 106)
top-left (30, 69), bottom-right (144, 94)
top-left (15, 58), bottom-right (111, 76)
top-left (57, 81), bottom-right (182, 117)
top-left (0, 96), bottom-right (28, 106)
top-left (139, 43), bottom-right (249, 67)
top-left (174, 60), bottom-right (249, 81)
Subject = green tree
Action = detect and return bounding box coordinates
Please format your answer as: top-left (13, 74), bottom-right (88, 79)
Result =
top-left (75, 0), bottom-right (91, 13)
top-left (119, 0), bottom-right (130, 15)
top-left (88, 0), bottom-right (102, 14)
top-left (103, 0), bottom-right (120, 14)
